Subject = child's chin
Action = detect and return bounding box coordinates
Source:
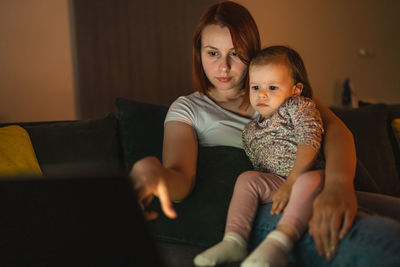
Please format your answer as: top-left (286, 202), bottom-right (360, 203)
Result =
top-left (259, 112), bottom-right (273, 119)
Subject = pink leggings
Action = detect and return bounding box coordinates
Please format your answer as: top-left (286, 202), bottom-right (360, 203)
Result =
top-left (225, 170), bottom-right (324, 241)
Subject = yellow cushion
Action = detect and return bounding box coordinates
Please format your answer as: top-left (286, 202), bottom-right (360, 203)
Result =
top-left (0, 125), bottom-right (42, 177)
top-left (392, 118), bottom-right (400, 148)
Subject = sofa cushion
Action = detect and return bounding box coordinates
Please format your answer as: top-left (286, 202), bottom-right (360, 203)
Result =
top-left (331, 104), bottom-right (400, 196)
top-left (115, 98), bottom-right (168, 170)
top-left (0, 125), bottom-right (42, 177)
top-left (392, 119), bottom-right (400, 150)
top-left (11, 113), bottom-right (122, 177)
top-left (388, 104), bottom-right (400, 120)
top-left (388, 104), bottom-right (400, 179)
top-left (354, 159), bottom-right (380, 194)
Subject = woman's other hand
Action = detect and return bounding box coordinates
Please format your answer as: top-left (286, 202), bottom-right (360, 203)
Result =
top-left (309, 182), bottom-right (357, 260)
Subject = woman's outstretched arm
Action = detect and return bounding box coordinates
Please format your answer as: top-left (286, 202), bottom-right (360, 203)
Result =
top-left (310, 97), bottom-right (358, 260)
top-left (130, 121), bottom-right (198, 220)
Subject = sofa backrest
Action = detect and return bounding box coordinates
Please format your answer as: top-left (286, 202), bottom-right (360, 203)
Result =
top-left (331, 104), bottom-right (400, 196)
top-left (0, 113), bottom-right (124, 177)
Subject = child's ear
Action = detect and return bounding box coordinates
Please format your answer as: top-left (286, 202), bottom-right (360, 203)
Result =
top-left (293, 83), bottom-right (303, 96)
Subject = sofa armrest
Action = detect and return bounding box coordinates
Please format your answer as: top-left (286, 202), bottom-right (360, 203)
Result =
top-left (356, 191), bottom-right (400, 221)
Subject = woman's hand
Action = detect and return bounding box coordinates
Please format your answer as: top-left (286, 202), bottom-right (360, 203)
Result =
top-left (129, 121), bottom-right (197, 221)
top-left (308, 182), bottom-right (357, 260)
top-left (130, 156), bottom-right (177, 220)
top-left (271, 182), bottom-right (292, 214)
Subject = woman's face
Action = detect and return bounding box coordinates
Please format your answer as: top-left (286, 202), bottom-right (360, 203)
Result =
top-left (200, 24), bottom-right (247, 92)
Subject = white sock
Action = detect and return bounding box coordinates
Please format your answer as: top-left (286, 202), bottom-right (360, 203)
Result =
top-left (193, 232), bottom-right (248, 266)
top-left (241, 230), bottom-right (293, 267)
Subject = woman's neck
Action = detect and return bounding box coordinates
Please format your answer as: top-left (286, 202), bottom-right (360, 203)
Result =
top-left (207, 87), bottom-right (254, 117)
top-left (208, 86), bottom-right (243, 102)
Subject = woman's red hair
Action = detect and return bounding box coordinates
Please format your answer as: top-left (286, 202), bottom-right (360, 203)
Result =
top-left (192, 1), bottom-right (261, 94)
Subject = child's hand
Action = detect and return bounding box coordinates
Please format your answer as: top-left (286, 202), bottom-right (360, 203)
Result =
top-left (270, 182), bottom-right (292, 214)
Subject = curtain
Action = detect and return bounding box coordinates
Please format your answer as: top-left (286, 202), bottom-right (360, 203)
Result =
top-left (71, 0), bottom-right (216, 119)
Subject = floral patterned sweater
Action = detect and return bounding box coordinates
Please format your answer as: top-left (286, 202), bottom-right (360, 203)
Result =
top-left (242, 96), bottom-right (325, 178)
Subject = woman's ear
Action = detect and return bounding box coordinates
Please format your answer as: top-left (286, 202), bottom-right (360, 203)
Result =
top-left (293, 83), bottom-right (303, 96)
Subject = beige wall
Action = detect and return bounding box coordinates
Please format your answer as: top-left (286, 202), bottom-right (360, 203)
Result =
top-left (0, 0), bottom-right (76, 122)
top-left (240, 0), bottom-right (400, 106)
top-left (1, 1), bottom-right (399, 123)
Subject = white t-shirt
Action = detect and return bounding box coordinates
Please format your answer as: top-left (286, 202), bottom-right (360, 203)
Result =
top-left (165, 91), bottom-right (257, 148)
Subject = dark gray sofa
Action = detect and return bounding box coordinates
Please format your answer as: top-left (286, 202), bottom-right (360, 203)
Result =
top-left (1, 98), bottom-right (400, 267)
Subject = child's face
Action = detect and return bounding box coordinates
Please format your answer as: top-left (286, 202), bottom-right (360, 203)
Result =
top-left (249, 63), bottom-right (301, 119)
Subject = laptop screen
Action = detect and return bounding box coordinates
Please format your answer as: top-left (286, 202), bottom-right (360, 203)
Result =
top-left (0, 175), bottom-right (165, 266)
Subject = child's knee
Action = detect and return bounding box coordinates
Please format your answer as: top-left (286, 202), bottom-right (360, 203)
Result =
top-left (294, 170), bottom-right (323, 190)
top-left (235, 171), bottom-right (276, 196)
top-left (235, 171), bottom-right (259, 189)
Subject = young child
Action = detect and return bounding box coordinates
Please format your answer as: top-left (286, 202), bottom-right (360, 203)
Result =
top-left (194, 45), bottom-right (325, 267)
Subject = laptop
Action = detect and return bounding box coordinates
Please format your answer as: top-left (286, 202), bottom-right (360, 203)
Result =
top-left (0, 175), bottom-right (165, 267)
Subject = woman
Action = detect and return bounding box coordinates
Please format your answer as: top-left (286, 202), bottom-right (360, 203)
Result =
top-left (130, 1), bottom-right (399, 266)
